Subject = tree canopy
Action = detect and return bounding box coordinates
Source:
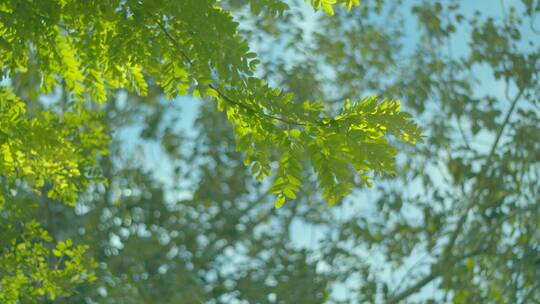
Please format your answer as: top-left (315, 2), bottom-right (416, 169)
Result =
top-left (0, 0), bottom-right (420, 208)
top-left (0, 1), bottom-right (422, 300)
top-left (2, 0), bottom-right (540, 303)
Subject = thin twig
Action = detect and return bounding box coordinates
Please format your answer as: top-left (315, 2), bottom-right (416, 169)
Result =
top-left (207, 83), bottom-right (307, 126)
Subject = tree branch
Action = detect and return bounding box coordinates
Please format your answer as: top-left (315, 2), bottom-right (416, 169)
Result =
top-left (155, 16), bottom-right (333, 128)
top-left (387, 272), bottom-right (438, 304)
top-left (387, 88), bottom-right (524, 303)
top-left (442, 88), bottom-right (523, 259)
top-left (207, 83), bottom-right (308, 127)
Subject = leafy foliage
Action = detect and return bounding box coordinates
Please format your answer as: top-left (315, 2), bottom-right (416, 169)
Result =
top-left (0, 0), bottom-right (418, 210)
top-left (0, 86), bottom-right (106, 302)
top-left (309, 0), bottom-right (361, 15)
top-left (212, 0), bottom-right (540, 302)
top-left (4, 0), bottom-right (537, 303)
top-left (0, 0), bottom-right (419, 302)
top-left (254, 0), bottom-right (539, 302)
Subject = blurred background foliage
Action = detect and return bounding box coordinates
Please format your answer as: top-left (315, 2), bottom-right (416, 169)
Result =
top-left (2, 0), bottom-right (540, 303)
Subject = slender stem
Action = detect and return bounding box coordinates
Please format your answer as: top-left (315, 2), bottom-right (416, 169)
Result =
top-left (455, 116), bottom-right (471, 150)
